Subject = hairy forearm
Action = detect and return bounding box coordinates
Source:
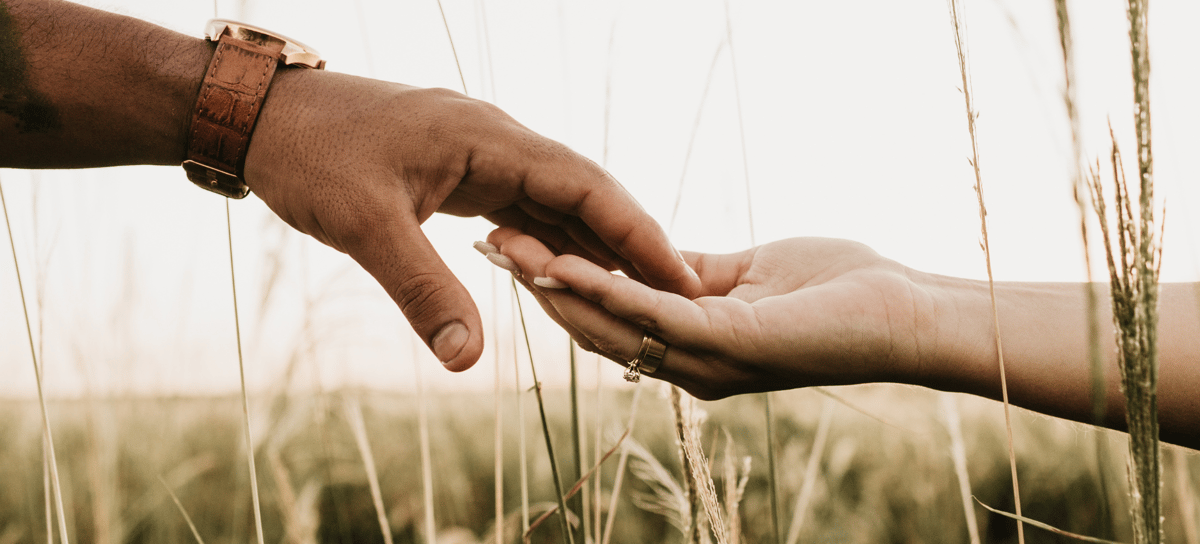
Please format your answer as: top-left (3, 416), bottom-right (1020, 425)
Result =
top-left (0, 0), bottom-right (210, 167)
top-left (924, 277), bottom-right (1200, 449)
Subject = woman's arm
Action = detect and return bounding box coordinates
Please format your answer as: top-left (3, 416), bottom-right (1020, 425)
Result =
top-left (933, 278), bottom-right (1200, 448)
top-left (487, 229), bottom-right (1200, 449)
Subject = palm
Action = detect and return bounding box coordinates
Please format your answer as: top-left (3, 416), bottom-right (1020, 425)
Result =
top-left (670, 238), bottom-right (923, 397)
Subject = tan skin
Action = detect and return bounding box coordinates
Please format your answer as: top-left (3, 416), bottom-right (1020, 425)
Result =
top-left (0, 0), bottom-right (701, 369)
top-left (486, 228), bottom-right (1200, 450)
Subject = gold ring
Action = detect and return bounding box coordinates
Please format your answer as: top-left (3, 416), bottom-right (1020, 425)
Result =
top-left (623, 332), bottom-right (667, 383)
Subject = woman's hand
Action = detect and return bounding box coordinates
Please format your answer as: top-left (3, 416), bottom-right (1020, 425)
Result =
top-left (486, 229), bottom-right (946, 399)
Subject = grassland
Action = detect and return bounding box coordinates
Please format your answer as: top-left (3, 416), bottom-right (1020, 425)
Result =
top-left (3, 384), bottom-right (1197, 543)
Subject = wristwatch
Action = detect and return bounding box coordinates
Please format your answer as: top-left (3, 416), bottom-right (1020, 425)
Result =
top-left (182, 19), bottom-right (325, 198)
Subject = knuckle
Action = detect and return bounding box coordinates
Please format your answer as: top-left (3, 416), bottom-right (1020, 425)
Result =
top-left (388, 272), bottom-right (452, 331)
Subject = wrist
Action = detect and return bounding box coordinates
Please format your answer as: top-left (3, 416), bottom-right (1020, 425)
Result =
top-left (907, 273), bottom-right (998, 394)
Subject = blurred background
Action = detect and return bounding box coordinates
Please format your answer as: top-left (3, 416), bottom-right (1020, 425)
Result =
top-left (1, 0), bottom-right (1198, 395)
top-left (2, 0), bottom-right (1199, 542)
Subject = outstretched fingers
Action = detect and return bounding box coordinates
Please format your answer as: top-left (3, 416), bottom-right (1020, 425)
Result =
top-left (538, 254), bottom-right (718, 352)
top-left (511, 146), bottom-right (701, 298)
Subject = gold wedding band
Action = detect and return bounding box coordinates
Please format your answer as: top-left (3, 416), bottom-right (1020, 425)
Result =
top-left (623, 332), bottom-right (667, 383)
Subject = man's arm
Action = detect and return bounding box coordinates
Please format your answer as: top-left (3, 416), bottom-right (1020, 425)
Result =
top-left (0, 0), bottom-right (208, 167)
top-left (0, 0), bottom-right (702, 370)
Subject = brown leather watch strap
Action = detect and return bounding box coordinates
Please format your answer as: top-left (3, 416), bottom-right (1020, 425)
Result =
top-left (183, 30), bottom-right (286, 198)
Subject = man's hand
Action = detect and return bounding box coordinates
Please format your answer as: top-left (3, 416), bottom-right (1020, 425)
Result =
top-left (0, 0), bottom-right (701, 371)
top-left (242, 70), bottom-right (701, 370)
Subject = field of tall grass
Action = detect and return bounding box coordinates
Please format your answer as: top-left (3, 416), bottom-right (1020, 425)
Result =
top-left (3, 0), bottom-right (1200, 542)
top-left (5, 386), bottom-right (1199, 543)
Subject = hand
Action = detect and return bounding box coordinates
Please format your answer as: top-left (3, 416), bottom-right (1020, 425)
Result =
top-left (486, 229), bottom-right (944, 399)
top-left (245, 69), bottom-right (701, 370)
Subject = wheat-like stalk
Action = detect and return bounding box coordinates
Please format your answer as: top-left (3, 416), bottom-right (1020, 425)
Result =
top-left (678, 404), bottom-right (728, 544)
top-left (671, 386), bottom-right (701, 543)
top-left (1089, 124), bottom-right (1163, 544)
top-left (945, 2), bottom-right (1025, 541)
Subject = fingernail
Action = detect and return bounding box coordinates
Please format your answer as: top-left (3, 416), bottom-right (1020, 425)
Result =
top-left (533, 276), bottom-right (568, 289)
top-left (432, 321), bottom-right (469, 364)
top-left (473, 241), bottom-right (498, 255)
top-left (486, 252), bottom-right (520, 273)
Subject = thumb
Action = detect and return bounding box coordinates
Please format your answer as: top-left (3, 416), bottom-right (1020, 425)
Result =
top-left (346, 212), bottom-right (484, 372)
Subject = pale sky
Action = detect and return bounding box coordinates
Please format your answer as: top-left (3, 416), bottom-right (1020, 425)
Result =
top-left (1, 0), bottom-right (1198, 397)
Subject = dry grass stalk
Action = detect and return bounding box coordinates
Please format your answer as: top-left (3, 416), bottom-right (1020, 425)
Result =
top-left (567, 341), bottom-right (586, 544)
top-left (492, 269), bottom-right (504, 544)
top-left (721, 430), bottom-right (751, 544)
top-left (524, 429), bottom-right (630, 539)
top-left (670, 386), bottom-right (701, 544)
top-left (668, 41), bottom-right (725, 234)
top-left (1123, 1), bottom-right (1162, 539)
top-left (784, 398), bottom-right (834, 544)
top-left (1053, 1), bottom-right (1118, 534)
top-left (1, 179), bottom-right (70, 544)
top-left (157, 475), bottom-right (206, 544)
top-left (434, 0), bottom-right (468, 96)
top-left (512, 289), bottom-right (531, 535)
top-left (413, 343), bottom-right (438, 544)
top-left (601, 386), bottom-right (644, 544)
top-left (266, 446), bottom-right (303, 544)
top-left (224, 201), bottom-right (265, 544)
top-left (973, 498), bottom-right (1125, 544)
top-left (945, 2), bottom-right (1025, 541)
top-left (677, 403), bottom-right (728, 544)
top-left (1056, 0), bottom-right (1108, 431)
top-left (344, 396), bottom-right (396, 544)
top-left (941, 394), bottom-right (982, 544)
top-left (1088, 125), bottom-right (1163, 544)
top-left (593, 355), bottom-right (604, 544)
top-left (29, 179), bottom-right (61, 544)
top-left (626, 433), bottom-right (689, 532)
top-left (513, 280), bottom-right (575, 544)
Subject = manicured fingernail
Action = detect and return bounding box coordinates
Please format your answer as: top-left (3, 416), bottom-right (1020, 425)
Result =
top-left (486, 252), bottom-right (520, 273)
top-left (432, 321), bottom-right (469, 364)
top-left (473, 241), bottom-right (498, 255)
top-left (533, 276), bottom-right (568, 289)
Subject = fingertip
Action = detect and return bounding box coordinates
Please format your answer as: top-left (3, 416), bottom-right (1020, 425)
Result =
top-left (473, 241), bottom-right (498, 255)
top-left (436, 321), bottom-right (484, 371)
top-left (533, 276), bottom-right (568, 289)
top-left (486, 227), bottom-right (524, 248)
top-left (486, 252), bottom-right (521, 273)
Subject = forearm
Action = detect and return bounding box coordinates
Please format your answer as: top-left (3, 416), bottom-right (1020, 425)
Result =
top-left (923, 277), bottom-right (1200, 448)
top-left (0, 0), bottom-right (210, 167)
